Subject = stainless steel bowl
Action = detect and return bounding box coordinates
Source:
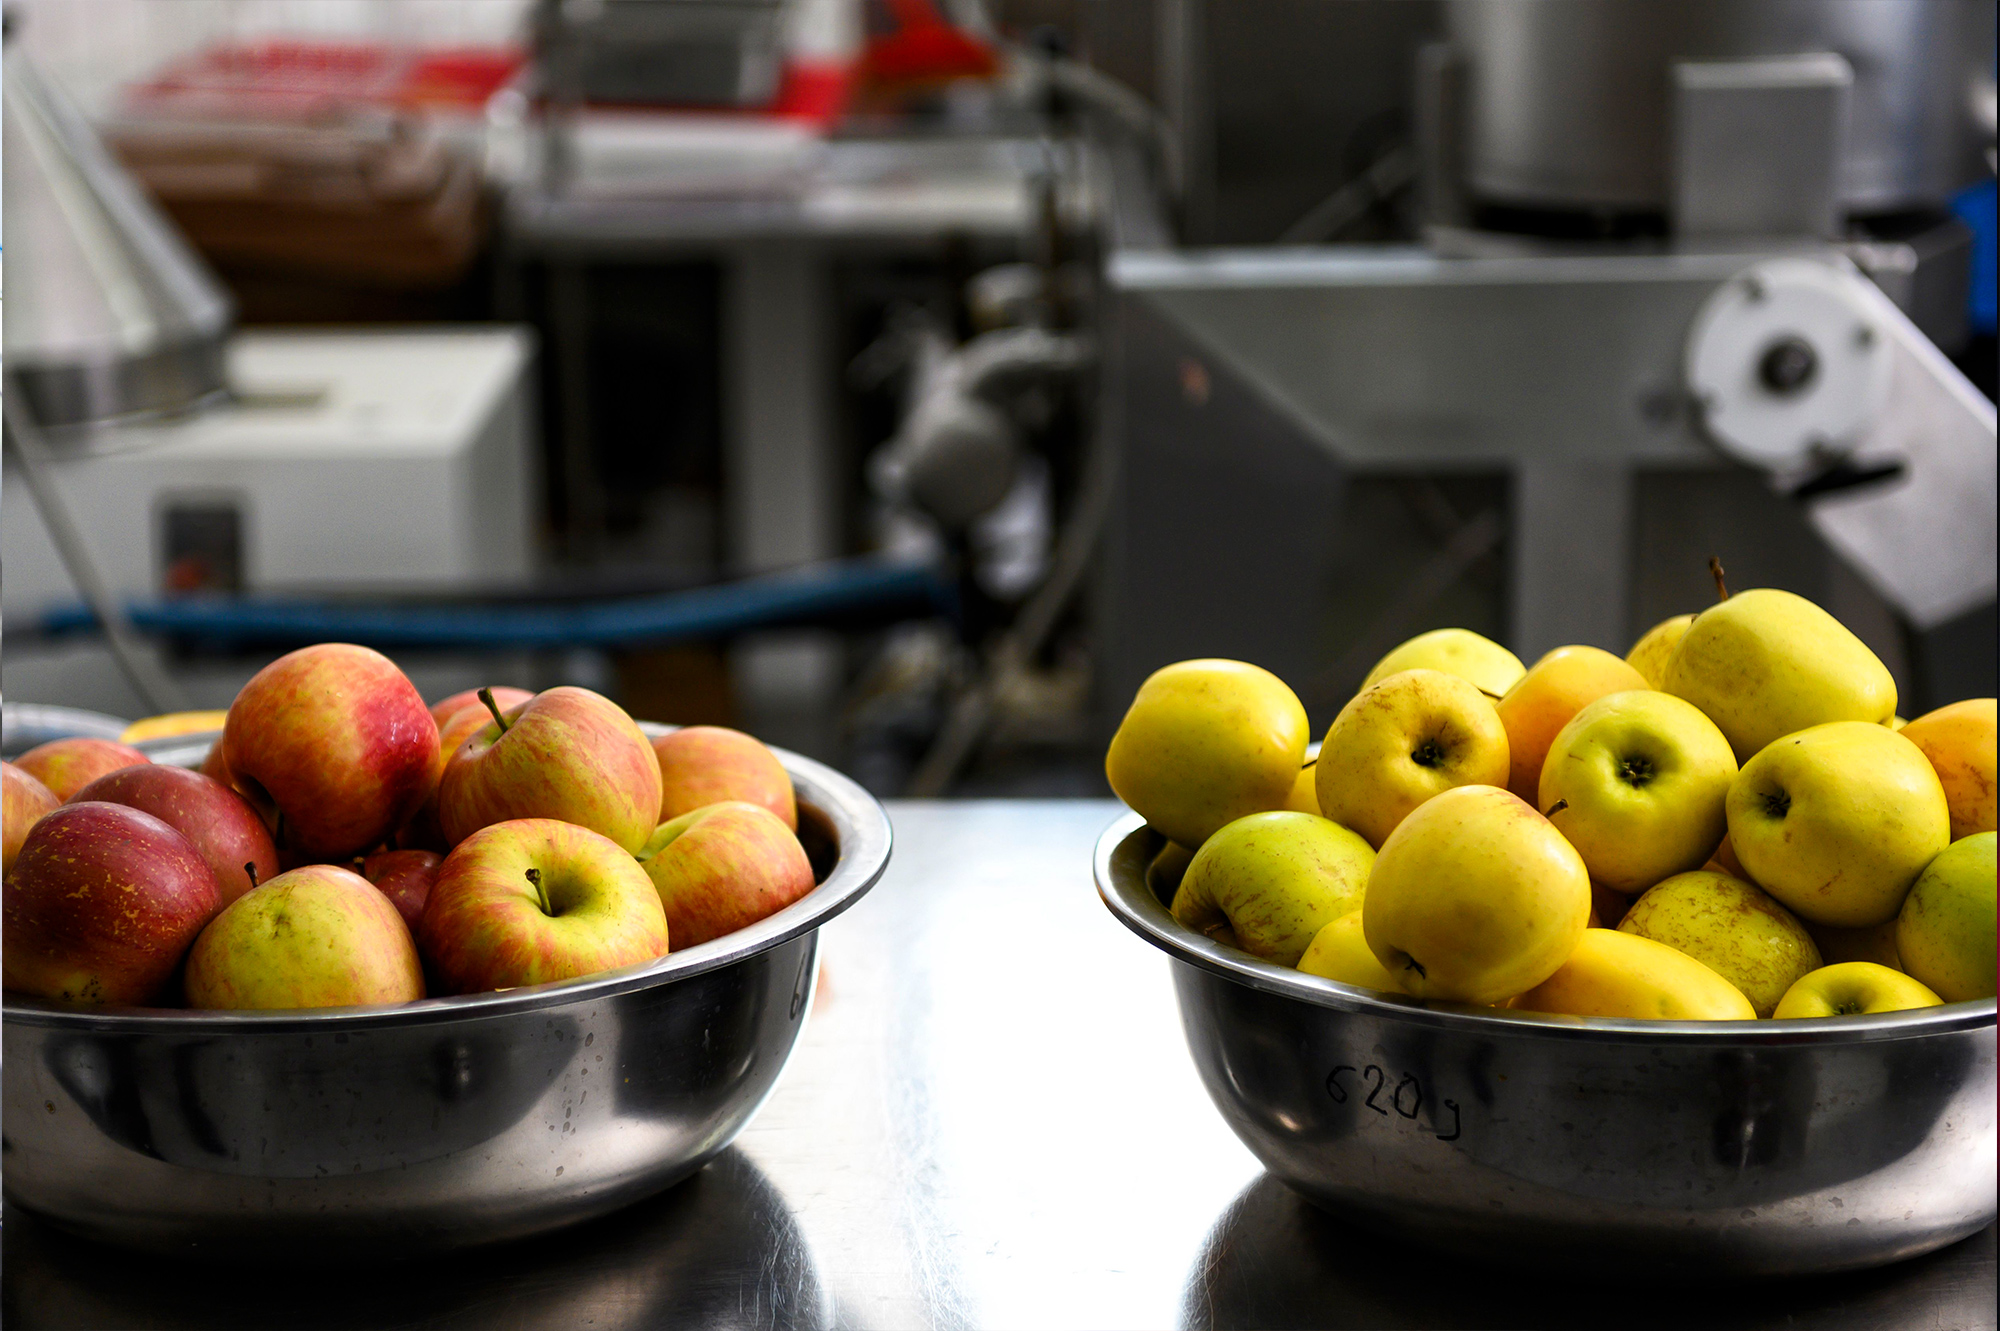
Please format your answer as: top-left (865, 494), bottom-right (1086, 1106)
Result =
top-left (1, 728), bottom-right (892, 1257)
top-left (1096, 812), bottom-right (1997, 1277)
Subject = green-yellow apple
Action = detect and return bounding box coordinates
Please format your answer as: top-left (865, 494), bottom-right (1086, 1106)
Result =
top-left (222, 643), bottom-right (440, 861)
top-left (1625, 614), bottom-right (1695, 688)
top-left (1896, 832), bottom-right (1996, 1001)
top-left (636, 800), bottom-right (815, 948)
top-left (1773, 961), bottom-right (1941, 1018)
top-left (1495, 647), bottom-right (1650, 803)
top-left (1514, 928), bottom-right (1756, 1020)
top-left (1728, 722), bottom-right (1949, 926)
top-left (1315, 669), bottom-right (1510, 848)
top-left (17, 738), bottom-right (150, 801)
top-left (185, 865), bottom-right (424, 1009)
top-left (1171, 811), bottom-right (1373, 966)
top-left (1297, 910), bottom-right (1401, 993)
top-left (3, 762), bottom-right (60, 876)
top-left (361, 848), bottom-right (443, 931)
top-left (72, 764), bottom-right (278, 906)
top-left (1662, 588), bottom-right (1897, 761)
top-left (1804, 919), bottom-right (1902, 970)
top-left (420, 818), bottom-right (669, 993)
top-left (1362, 784), bottom-right (1590, 1004)
top-left (1897, 699), bottom-right (1996, 839)
top-left (1616, 870), bottom-right (1820, 1017)
top-left (439, 687), bottom-right (663, 854)
top-left (3, 802), bottom-right (221, 1004)
top-left (653, 725), bottom-right (797, 830)
top-left (1105, 659), bottom-right (1309, 849)
top-left (1359, 628), bottom-right (1524, 698)
top-left (1538, 690), bottom-right (1737, 892)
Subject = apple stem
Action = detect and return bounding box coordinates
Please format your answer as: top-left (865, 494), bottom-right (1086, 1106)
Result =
top-left (1709, 556), bottom-right (1729, 602)
top-left (479, 686), bottom-right (512, 733)
top-left (244, 861), bottom-right (259, 891)
top-left (525, 867), bottom-right (552, 915)
top-left (1544, 799), bottom-right (1568, 818)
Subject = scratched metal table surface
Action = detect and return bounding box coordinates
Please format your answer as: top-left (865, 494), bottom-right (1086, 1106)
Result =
top-left (4, 801), bottom-right (1994, 1330)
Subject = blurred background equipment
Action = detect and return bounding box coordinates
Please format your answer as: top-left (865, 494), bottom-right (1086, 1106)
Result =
top-left (2, 0), bottom-right (1994, 797)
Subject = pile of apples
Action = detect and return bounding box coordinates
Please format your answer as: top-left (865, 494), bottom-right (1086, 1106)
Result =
top-left (2, 643), bottom-right (818, 1010)
top-left (1107, 581), bottom-right (1996, 1021)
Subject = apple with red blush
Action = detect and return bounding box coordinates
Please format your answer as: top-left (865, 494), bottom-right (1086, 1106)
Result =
top-left (3, 802), bottom-right (222, 1004)
top-left (17, 738), bottom-right (150, 801)
top-left (419, 818), bottom-right (669, 993)
top-left (4, 762), bottom-right (61, 876)
top-left (361, 848), bottom-right (443, 931)
top-left (221, 643), bottom-right (439, 861)
top-left (438, 688), bottom-right (661, 853)
top-left (652, 726), bottom-right (797, 830)
top-left (636, 800), bottom-right (816, 948)
top-left (71, 765), bottom-right (279, 906)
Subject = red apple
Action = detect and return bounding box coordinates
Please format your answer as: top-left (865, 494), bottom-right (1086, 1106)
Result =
top-left (652, 726), bottom-right (797, 830)
top-left (360, 848), bottom-right (443, 931)
top-left (3, 802), bottom-right (222, 1004)
top-left (419, 818), bottom-right (669, 994)
top-left (17, 738), bottom-right (150, 801)
top-left (636, 800), bottom-right (815, 948)
top-left (3, 762), bottom-right (61, 876)
top-left (185, 864), bottom-right (424, 1009)
top-left (438, 687), bottom-right (662, 854)
top-left (431, 686), bottom-right (534, 732)
top-left (70, 765), bottom-right (279, 906)
top-left (221, 643), bottom-right (440, 862)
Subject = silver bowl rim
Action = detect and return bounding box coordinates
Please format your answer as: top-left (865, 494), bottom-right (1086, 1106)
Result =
top-left (1095, 809), bottom-right (1997, 1047)
top-left (2, 725), bottom-right (891, 1032)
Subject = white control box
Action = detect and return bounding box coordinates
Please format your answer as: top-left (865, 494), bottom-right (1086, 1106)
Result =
top-left (4, 328), bottom-right (539, 622)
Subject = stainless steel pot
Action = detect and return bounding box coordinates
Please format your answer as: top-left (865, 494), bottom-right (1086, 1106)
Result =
top-left (0, 728), bottom-right (892, 1257)
top-left (1447, 0), bottom-right (1996, 215)
top-left (1095, 812), bottom-right (1997, 1276)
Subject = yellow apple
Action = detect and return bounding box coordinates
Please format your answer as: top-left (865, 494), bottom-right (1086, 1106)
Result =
top-left (1297, 911), bottom-right (1401, 993)
top-left (1616, 871), bottom-right (1821, 1017)
top-left (1361, 784), bottom-right (1589, 1004)
top-left (1538, 690), bottom-right (1737, 892)
top-left (1315, 669), bottom-right (1510, 848)
top-left (1896, 832), bottom-right (1996, 1002)
top-left (1171, 811), bottom-right (1374, 966)
top-left (1704, 831), bottom-right (1746, 879)
top-left (1359, 628), bottom-right (1525, 698)
top-left (1773, 962), bottom-right (1941, 1018)
top-left (1897, 699), bottom-right (1997, 839)
top-left (1625, 614), bottom-right (1695, 688)
top-left (1804, 919), bottom-right (1903, 970)
top-left (1105, 659), bottom-right (1310, 849)
top-left (1283, 762), bottom-right (1321, 814)
top-left (1661, 588), bottom-right (1897, 762)
top-left (1514, 928), bottom-right (1756, 1020)
top-left (1728, 722), bottom-right (1950, 926)
top-left (1495, 647), bottom-right (1650, 804)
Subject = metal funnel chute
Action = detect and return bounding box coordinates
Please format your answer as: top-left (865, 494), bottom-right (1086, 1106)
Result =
top-left (3, 46), bottom-right (233, 429)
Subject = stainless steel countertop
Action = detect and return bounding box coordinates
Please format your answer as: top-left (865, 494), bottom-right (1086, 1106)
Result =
top-left (4, 801), bottom-right (1993, 1329)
